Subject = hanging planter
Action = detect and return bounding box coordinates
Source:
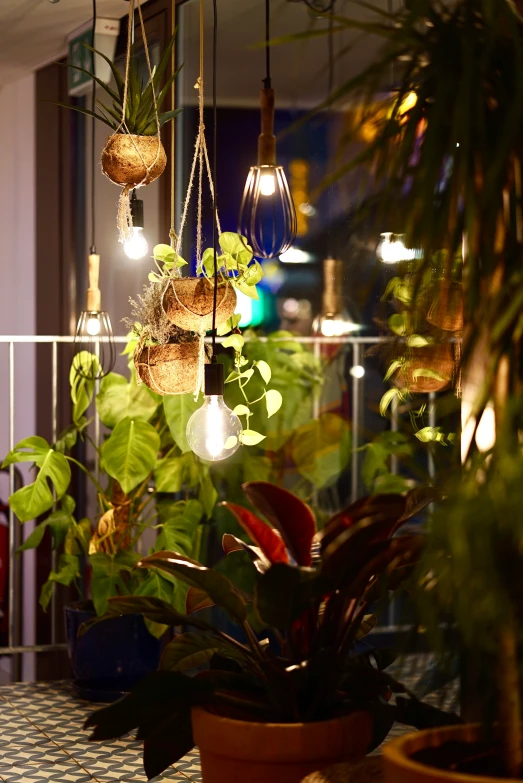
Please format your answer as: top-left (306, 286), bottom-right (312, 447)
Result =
top-left (60, 6), bottom-right (180, 243)
top-left (134, 340), bottom-right (210, 396)
top-left (162, 277), bottom-right (237, 333)
top-left (427, 282), bottom-right (463, 332)
top-left (101, 134), bottom-right (167, 189)
top-left (395, 343), bottom-right (456, 394)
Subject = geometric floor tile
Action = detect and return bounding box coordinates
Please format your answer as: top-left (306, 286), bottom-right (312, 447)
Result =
top-left (0, 682), bottom-right (202, 782)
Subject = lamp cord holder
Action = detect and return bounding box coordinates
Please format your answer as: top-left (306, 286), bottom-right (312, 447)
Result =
top-left (86, 253), bottom-right (101, 312)
top-left (258, 87), bottom-right (276, 166)
top-left (204, 361), bottom-right (224, 396)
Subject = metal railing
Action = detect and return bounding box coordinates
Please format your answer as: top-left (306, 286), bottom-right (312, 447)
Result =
top-left (0, 333), bottom-right (420, 674)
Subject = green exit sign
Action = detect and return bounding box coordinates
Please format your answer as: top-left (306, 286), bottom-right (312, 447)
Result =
top-left (68, 28), bottom-right (94, 96)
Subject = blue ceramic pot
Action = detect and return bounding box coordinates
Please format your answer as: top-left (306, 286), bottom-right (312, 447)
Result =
top-left (65, 602), bottom-right (164, 701)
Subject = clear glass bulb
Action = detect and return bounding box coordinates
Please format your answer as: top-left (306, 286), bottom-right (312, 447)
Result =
top-left (124, 227), bottom-right (149, 260)
top-left (86, 314), bottom-right (101, 336)
top-left (186, 396), bottom-right (242, 462)
top-left (259, 171), bottom-right (276, 196)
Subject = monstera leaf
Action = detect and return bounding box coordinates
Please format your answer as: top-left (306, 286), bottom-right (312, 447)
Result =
top-left (102, 418), bottom-right (160, 493)
top-left (3, 436), bottom-right (71, 521)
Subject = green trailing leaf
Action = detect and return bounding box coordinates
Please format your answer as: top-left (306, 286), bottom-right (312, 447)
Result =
top-left (222, 334), bottom-right (245, 352)
top-left (388, 313), bottom-right (411, 336)
top-left (233, 404), bottom-right (250, 416)
top-left (380, 388), bottom-right (401, 416)
top-left (102, 417), bottom-right (160, 494)
top-left (155, 450), bottom-right (184, 493)
top-left (265, 389), bottom-right (283, 418)
top-left (407, 335), bottom-right (431, 348)
top-left (239, 430), bottom-right (266, 446)
top-left (256, 360), bottom-right (272, 384)
top-left (3, 437), bottom-right (71, 522)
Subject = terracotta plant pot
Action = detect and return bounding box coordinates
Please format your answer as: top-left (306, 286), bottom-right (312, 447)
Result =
top-left (134, 341), bottom-right (207, 396)
top-left (383, 724), bottom-right (503, 783)
top-left (191, 707), bottom-right (372, 783)
top-left (395, 344), bottom-right (455, 394)
top-left (427, 283), bottom-right (463, 332)
top-left (162, 278), bottom-right (237, 332)
top-left (101, 133), bottom-right (167, 187)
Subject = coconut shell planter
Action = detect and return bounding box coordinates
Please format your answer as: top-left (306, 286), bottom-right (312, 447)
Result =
top-left (395, 343), bottom-right (456, 394)
top-left (101, 134), bottom-right (167, 188)
top-left (162, 277), bottom-right (237, 332)
top-left (134, 341), bottom-right (209, 396)
top-left (427, 283), bottom-right (463, 333)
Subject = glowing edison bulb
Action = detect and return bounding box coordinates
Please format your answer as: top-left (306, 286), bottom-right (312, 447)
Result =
top-left (86, 314), bottom-right (101, 336)
top-left (124, 227), bottom-right (149, 260)
top-left (259, 171), bottom-right (276, 196)
top-left (186, 396), bottom-right (242, 462)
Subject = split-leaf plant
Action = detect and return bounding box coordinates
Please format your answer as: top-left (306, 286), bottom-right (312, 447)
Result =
top-left (84, 480), bottom-right (447, 780)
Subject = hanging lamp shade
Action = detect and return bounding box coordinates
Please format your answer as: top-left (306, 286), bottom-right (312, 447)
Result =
top-left (73, 253), bottom-right (116, 380)
top-left (238, 0), bottom-right (297, 259)
top-left (312, 257), bottom-right (360, 336)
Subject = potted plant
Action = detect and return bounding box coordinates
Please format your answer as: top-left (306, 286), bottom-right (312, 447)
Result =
top-left (127, 252), bottom-right (211, 396)
top-left (2, 350), bottom-right (207, 697)
top-left (60, 34), bottom-right (180, 189)
top-left (316, 0), bottom-right (523, 779)
top-left (161, 232), bottom-right (263, 334)
top-left (83, 480), bottom-right (437, 782)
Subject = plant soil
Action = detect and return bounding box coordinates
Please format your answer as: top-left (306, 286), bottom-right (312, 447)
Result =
top-left (412, 740), bottom-right (520, 779)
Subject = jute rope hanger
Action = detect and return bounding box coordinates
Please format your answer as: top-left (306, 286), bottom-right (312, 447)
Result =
top-left (159, 0), bottom-right (227, 399)
top-left (114, 0), bottom-right (163, 243)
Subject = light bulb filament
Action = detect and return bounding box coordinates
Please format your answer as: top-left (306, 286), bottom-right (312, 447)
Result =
top-left (259, 172), bottom-right (276, 197)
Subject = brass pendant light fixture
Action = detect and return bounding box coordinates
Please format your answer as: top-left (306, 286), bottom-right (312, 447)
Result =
top-left (74, 0), bottom-right (115, 380)
top-left (238, 0), bottom-right (297, 259)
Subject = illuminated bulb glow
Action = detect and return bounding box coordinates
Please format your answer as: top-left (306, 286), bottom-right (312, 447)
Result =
top-left (350, 365), bottom-right (365, 378)
top-left (377, 232), bottom-right (421, 264)
top-left (259, 172), bottom-right (276, 196)
top-left (186, 396), bottom-right (241, 462)
top-left (86, 315), bottom-right (101, 336)
top-left (279, 247), bottom-right (313, 264)
top-left (124, 227), bottom-right (149, 260)
top-left (319, 316), bottom-right (360, 337)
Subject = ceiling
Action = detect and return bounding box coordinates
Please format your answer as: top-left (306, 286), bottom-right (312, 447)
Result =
top-left (0, 0), bottom-right (393, 106)
top-left (0, 0), bottom-right (128, 85)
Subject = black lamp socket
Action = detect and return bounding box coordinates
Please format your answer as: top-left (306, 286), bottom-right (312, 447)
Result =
top-left (204, 362), bottom-right (224, 396)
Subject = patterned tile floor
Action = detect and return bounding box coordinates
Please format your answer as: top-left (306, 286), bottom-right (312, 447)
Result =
top-left (0, 662), bottom-right (458, 783)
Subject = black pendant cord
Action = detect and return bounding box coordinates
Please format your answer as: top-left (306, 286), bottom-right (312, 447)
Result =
top-left (90, 0), bottom-right (97, 254)
top-left (264, 0), bottom-right (271, 89)
top-left (326, 0), bottom-right (335, 259)
top-left (211, 0), bottom-right (218, 360)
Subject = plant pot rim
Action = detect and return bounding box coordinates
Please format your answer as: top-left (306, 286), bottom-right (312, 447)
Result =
top-left (192, 705), bottom-right (368, 731)
top-left (383, 723), bottom-right (518, 783)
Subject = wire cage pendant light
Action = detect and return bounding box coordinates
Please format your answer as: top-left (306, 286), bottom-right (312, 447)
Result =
top-left (74, 252), bottom-right (116, 380)
top-left (238, 0), bottom-right (297, 259)
top-left (73, 0), bottom-right (115, 380)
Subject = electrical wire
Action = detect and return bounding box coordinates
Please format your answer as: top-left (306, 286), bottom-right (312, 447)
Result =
top-left (211, 0), bottom-right (218, 357)
top-left (264, 0), bottom-right (271, 89)
top-left (90, 0), bottom-right (97, 253)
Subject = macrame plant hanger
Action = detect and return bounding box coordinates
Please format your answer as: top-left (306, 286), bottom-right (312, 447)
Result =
top-left (109, 0), bottom-right (163, 243)
top-left (164, 0), bottom-right (224, 399)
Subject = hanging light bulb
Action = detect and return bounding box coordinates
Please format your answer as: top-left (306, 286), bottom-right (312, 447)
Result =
top-left (186, 364), bottom-right (242, 461)
top-left (124, 191), bottom-right (149, 260)
top-left (312, 258), bottom-right (361, 336)
top-left (238, 0), bottom-right (297, 258)
top-left (376, 232), bottom-right (422, 264)
top-left (74, 252), bottom-right (116, 380)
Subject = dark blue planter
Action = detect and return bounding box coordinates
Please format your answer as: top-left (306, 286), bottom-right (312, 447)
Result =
top-left (65, 602), bottom-right (164, 701)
